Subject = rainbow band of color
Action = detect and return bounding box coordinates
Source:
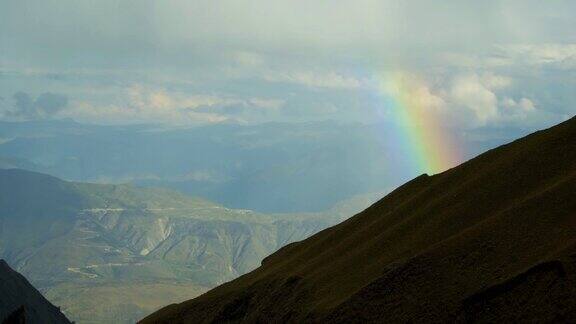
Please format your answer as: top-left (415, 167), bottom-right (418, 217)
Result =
top-left (378, 73), bottom-right (462, 175)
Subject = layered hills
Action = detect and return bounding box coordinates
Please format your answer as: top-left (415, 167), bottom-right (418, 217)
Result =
top-left (0, 169), bottom-right (368, 323)
top-left (0, 120), bottom-right (502, 213)
top-left (143, 116), bottom-right (576, 323)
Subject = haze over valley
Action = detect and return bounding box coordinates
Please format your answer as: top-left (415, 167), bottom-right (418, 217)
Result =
top-left (0, 168), bottom-right (379, 322)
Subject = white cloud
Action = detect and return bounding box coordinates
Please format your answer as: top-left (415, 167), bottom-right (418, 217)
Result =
top-left (127, 85), bottom-right (238, 111)
top-left (247, 98), bottom-right (285, 110)
top-left (502, 97), bottom-right (535, 112)
top-left (232, 51), bottom-right (266, 68)
top-left (50, 85), bottom-right (287, 125)
top-left (264, 71), bottom-right (363, 89)
top-left (382, 72), bottom-right (539, 128)
top-left (449, 74), bottom-right (499, 125)
top-left (500, 44), bottom-right (576, 66)
top-left (480, 73), bottom-right (512, 90)
top-left (447, 74), bottom-right (539, 126)
top-left (440, 43), bottom-right (576, 70)
top-left (381, 73), bottom-right (446, 115)
top-left (60, 101), bottom-right (229, 125)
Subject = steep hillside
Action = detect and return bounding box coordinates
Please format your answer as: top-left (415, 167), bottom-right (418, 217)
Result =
top-left (0, 260), bottom-right (70, 324)
top-left (0, 169), bottom-right (361, 323)
top-left (143, 116), bottom-right (576, 323)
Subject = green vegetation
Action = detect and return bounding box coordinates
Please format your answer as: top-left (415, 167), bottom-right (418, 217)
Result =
top-left (0, 169), bottom-right (375, 323)
top-left (44, 281), bottom-right (206, 324)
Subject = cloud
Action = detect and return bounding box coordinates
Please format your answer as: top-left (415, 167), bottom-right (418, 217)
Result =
top-left (440, 43), bottom-right (576, 71)
top-left (381, 72), bottom-right (539, 128)
top-left (447, 74), bottom-right (540, 127)
top-left (5, 92), bottom-right (68, 120)
top-left (449, 74), bottom-right (500, 125)
top-left (126, 85), bottom-right (238, 111)
top-left (52, 85), bottom-right (287, 125)
top-left (71, 86), bottom-right (234, 124)
top-left (0, 1), bottom-right (573, 129)
top-left (263, 71), bottom-right (363, 89)
top-left (61, 101), bottom-right (229, 125)
top-left (232, 51), bottom-right (266, 68)
top-left (9, 0), bottom-right (573, 70)
top-left (502, 97), bottom-right (535, 112)
top-left (497, 44), bottom-right (576, 68)
top-left (246, 98), bottom-right (285, 110)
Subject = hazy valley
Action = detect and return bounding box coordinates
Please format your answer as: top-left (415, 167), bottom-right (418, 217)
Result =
top-left (0, 169), bottom-right (378, 322)
top-left (0, 120), bottom-right (518, 213)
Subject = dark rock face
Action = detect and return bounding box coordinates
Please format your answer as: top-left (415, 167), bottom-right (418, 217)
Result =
top-left (0, 260), bottom-right (70, 324)
top-left (2, 306), bottom-right (26, 324)
top-left (457, 259), bottom-right (576, 323)
top-left (142, 116), bottom-right (576, 323)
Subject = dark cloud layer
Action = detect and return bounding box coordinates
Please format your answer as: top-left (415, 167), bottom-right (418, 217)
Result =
top-left (10, 92), bottom-right (69, 120)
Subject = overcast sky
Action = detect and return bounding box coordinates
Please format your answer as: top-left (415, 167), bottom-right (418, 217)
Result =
top-left (1, 0), bottom-right (575, 129)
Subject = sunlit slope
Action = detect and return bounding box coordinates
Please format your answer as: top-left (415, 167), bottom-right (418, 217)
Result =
top-left (143, 116), bottom-right (576, 323)
top-left (0, 169), bottom-right (352, 323)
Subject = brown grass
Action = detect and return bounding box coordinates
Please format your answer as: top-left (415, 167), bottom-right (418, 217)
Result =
top-left (141, 116), bottom-right (576, 323)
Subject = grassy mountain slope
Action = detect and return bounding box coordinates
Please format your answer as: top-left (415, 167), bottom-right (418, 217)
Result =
top-left (0, 260), bottom-right (70, 324)
top-left (142, 116), bottom-right (576, 323)
top-left (0, 169), bottom-right (363, 323)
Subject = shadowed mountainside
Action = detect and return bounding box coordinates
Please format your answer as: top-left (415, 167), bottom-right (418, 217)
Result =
top-left (0, 260), bottom-right (70, 324)
top-left (142, 116), bottom-right (576, 323)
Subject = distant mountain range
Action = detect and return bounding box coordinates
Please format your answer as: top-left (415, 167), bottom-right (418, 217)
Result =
top-left (0, 169), bottom-right (376, 323)
top-left (143, 116), bottom-right (576, 322)
top-left (0, 259), bottom-right (70, 324)
top-left (0, 120), bottom-right (523, 213)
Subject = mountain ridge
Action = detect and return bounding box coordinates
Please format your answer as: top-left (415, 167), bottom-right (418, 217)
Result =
top-left (142, 116), bottom-right (576, 323)
top-left (0, 259), bottom-right (70, 324)
top-left (0, 168), bottom-right (374, 323)
top-left (1, 119), bottom-right (516, 213)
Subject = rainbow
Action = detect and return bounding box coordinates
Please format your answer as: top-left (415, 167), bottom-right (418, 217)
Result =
top-left (375, 72), bottom-right (462, 175)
